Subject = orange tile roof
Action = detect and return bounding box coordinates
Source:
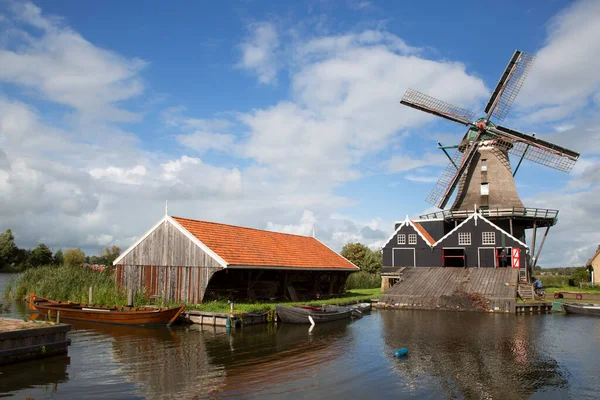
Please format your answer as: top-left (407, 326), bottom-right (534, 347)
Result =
top-left (171, 216), bottom-right (358, 270)
top-left (411, 221), bottom-right (436, 246)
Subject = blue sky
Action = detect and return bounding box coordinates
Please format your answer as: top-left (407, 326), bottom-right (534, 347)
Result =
top-left (1, 0), bottom-right (599, 267)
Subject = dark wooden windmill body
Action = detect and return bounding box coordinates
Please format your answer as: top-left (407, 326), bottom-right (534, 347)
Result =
top-left (399, 50), bottom-right (580, 273)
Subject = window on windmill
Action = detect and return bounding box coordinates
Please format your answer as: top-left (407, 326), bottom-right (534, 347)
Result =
top-left (482, 232), bottom-right (496, 245)
top-left (459, 232), bottom-right (471, 246)
top-left (481, 159), bottom-right (487, 171)
top-left (408, 234), bottom-right (417, 245)
top-left (397, 234), bottom-right (406, 245)
top-left (481, 183), bottom-right (489, 195)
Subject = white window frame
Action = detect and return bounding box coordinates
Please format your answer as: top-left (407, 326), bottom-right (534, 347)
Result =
top-left (481, 183), bottom-right (489, 195)
top-left (397, 234), bottom-right (406, 245)
top-left (458, 232), bottom-right (471, 246)
top-left (482, 231), bottom-right (496, 245)
top-left (481, 159), bottom-right (487, 172)
top-left (408, 234), bottom-right (417, 245)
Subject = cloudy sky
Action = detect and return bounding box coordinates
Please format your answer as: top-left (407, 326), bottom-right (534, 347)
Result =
top-left (1, 0), bottom-right (599, 268)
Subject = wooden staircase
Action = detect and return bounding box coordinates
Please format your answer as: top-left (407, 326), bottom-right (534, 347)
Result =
top-left (518, 284), bottom-right (535, 300)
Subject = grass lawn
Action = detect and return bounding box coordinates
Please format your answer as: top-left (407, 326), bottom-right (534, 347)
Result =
top-left (545, 285), bottom-right (600, 294)
top-left (186, 288), bottom-right (382, 313)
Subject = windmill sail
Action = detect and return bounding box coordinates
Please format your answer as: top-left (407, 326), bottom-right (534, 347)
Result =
top-left (489, 126), bottom-right (579, 172)
top-left (401, 89), bottom-right (476, 126)
top-left (484, 51), bottom-right (535, 122)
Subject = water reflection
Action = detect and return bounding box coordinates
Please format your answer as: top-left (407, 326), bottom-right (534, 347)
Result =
top-left (109, 320), bottom-right (351, 399)
top-left (380, 311), bottom-right (568, 399)
top-left (0, 356), bottom-right (70, 395)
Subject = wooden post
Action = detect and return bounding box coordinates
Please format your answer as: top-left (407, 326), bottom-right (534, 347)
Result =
top-left (127, 288), bottom-right (134, 307)
top-left (533, 226), bottom-right (551, 269)
top-left (88, 287), bottom-right (93, 304)
top-left (531, 221), bottom-right (538, 267)
top-left (509, 218), bottom-right (513, 236)
top-left (57, 311), bottom-right (61, 325)
top-left (230, 302), bottom-right (234, 317)
top-left (247, 270), bottom-right (252, 301)
top-left (329, 274), bottom-right (335, 295)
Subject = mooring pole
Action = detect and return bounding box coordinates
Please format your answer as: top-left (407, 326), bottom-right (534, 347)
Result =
top-left (127, 288), bottom-right (134, 307)
top-left (533, 226), bottom-right (551, 269)
top-left (89, 287), bottom-right (93, 304)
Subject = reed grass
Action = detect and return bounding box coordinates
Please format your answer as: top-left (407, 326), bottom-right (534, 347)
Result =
top-left (4, 265), bottom-right (147, 307)
top-left (345, 271), bottom-right (381, 289)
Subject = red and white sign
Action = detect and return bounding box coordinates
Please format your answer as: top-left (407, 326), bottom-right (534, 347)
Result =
top-left (512, 248), bottom-right (521, 268)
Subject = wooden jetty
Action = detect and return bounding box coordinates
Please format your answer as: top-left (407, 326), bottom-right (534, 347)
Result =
top-left (378, 267), bottom-right (518, 313)
top-left (515, 302), bottom-right (553, 313)
top-left (0, 318), bottom-right (71, 365)
top-left (183, 310), bottom-right (269, 327)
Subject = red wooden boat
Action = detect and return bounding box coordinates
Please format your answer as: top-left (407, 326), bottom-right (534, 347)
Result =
top-left (29, 295), bottom-right (185, 327)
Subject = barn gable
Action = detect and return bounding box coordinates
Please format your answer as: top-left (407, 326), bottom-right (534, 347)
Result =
top-left (433, 212), bottom-right (528, 249)
top-left (114, 215), bottom-right (227, 268)
top-left (383, 216), bottom-right (436, 268)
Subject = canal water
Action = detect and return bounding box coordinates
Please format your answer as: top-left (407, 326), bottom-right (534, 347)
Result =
top-left (1, 273), bottom-right (600, 399)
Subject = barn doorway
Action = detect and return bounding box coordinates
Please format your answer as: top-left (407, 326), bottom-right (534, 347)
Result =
top-left (478, 247), bottom-right (496, 268)
top-left (442, 248), bottom-right (465, 267)
top-left (496, 247), bottom-right (512, 268)
top-left (392, 248), bottom-right (416, 267)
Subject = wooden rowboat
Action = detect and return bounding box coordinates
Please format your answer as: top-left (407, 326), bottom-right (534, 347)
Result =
top-left (562, 303), bottom-right (600, 317)
top-left (29, 295), bottom-right (185, 326)
top-left (276, 304), bottom-right (352, 324)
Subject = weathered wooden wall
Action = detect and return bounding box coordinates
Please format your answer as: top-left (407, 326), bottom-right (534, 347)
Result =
top-left (116, 220), bottom-right (223, 303)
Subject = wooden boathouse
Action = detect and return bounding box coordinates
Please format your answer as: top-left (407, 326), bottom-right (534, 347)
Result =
top-left (113, 214), bottom-right (358, 303)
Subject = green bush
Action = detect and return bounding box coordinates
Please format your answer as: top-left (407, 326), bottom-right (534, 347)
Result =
top-left (345, 271), bottom-right (380, 289)
top-left (570, 267), bottom-right (590, 285)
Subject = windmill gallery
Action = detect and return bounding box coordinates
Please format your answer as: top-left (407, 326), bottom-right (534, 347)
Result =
top-left (379, 50), bottom-right (581, 312)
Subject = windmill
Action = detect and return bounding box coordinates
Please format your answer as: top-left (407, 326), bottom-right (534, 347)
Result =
top-left (399, 50), bottom-right (580, 271)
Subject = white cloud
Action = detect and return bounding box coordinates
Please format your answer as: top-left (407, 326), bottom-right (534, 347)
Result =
top-left (237, 22), bottom-right (280, 85)
top-left (386, 153), bottom-right (447, 173)
top-left (90, 165), bottom-right (147, 185)
top-left (176, 131), bottom-right (236, 154)
top-left (267, 210), bottom-right (316, 236)
top-left (0, 1), bottom-right (146, 121)
top-left (518, 0), bottom-right (600, 112)
top-left (404, 174), bottom-right (439, 183)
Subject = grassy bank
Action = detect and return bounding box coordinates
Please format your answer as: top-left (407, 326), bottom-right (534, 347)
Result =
top-left (186, 288), bottom-right (382, 313)
top-left (4, 265), bottom-right (381, 313)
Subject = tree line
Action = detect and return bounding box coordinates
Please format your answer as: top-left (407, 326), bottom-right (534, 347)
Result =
top-left (0, 229), bottom-right (120, 272)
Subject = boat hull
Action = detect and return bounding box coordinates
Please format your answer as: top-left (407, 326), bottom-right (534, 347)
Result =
top-left (563, 303), bottom-right (600, 316)
top-left (276, 305), bottom-right (352, 324)
top-left (30, 296), bottom-right (185, 326)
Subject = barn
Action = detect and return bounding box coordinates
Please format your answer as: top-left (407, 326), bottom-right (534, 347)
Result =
top-left (381, 212), bottom-right (529, 290)
top-left (112, 214), bottom-right (358, 303)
